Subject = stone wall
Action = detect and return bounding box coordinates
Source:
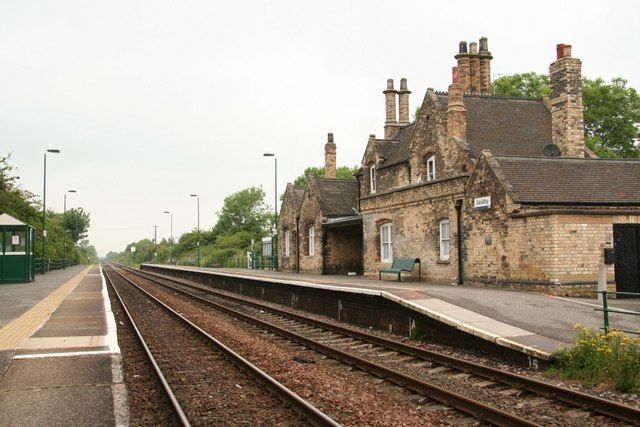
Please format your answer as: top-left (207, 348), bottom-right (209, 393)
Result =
top-left (360, 176), bottom-right (467, 282)
top-left (278, 184), bottom-right (301, 272)
top-left (297, 179), bottom-right (324, 274)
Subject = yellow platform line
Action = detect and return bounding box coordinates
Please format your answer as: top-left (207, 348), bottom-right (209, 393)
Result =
top-left (0, 266), bottom-right (93, 351)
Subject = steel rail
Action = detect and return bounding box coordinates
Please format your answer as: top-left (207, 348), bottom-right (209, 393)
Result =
top-left (120, 265), bottom-right (539, 427)
top-left (133, 265), bottom-right (640, 425)
top-left (106, 265), bottom-right (339, 427)
top-left (102, 266), bottom-right (191, 427)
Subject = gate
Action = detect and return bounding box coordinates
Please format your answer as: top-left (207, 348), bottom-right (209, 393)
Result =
top-left (613, 225), bottom-right (640, 298)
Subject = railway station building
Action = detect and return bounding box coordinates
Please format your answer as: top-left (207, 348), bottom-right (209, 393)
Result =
top-left (279, 39), bottom-right (640, 296)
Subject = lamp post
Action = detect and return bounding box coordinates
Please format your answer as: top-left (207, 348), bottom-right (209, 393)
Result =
top-left (63, 189), bottom-right (77, 269)
top-left (164, 211), bottom-right (173, 264)
top-left (42, 149), bottom-right (61, 274)
top-left (263, 153), bottom-right (278, 270)
top-left (190, 194), bottom-right (200, 267)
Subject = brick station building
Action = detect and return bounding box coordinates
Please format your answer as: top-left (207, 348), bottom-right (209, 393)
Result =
top-left (279, 38), bottom-right (640, 296)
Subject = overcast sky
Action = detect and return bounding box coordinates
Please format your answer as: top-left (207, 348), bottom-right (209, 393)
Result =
top-left (2, 0), bottom-right (639, 256)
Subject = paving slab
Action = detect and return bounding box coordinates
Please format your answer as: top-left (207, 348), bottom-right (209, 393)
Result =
top-left (0, 265), bottom-right (126, 426)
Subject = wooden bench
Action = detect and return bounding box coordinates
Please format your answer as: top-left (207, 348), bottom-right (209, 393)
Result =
top-left (379, 258), bottom-right (421, 282)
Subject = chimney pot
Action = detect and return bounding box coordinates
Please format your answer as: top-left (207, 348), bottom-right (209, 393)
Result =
top-left (563, 44), bottom-right (572, 58)
top-left (386, 78), bottom-right (394, 90)
top-left (452, 66), bottom-right (459, 83)
top-left (459, 41), bottom-right (468, 54)
top-left (400, 78), bottom-right (407, 91)
top-left (479, 37), bottom-right (488, 52)
top-left (327, 132), bottom-right (333, 143)
top-left (556, 43), bottom-right (565, 60)
top-left (469, 42), bottom-right (478, 55)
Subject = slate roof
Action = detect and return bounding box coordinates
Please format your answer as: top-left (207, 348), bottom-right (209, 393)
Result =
top-left (0, 213), bottom-right (30, 227)
top-left (377, 124), bottom-right (414, 169)
top-left (314, 178), bottom-right (359, 216)
top-left (492, 155), bottom-right (640, 205)
top-left (438, 94), bottom-right (553, 157)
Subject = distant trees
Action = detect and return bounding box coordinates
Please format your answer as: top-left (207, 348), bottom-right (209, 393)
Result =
top-left (492, 73), bottom-right (640, 158)
top-left (293, 165), bottom-right (358, 187)
top-left (0, 154), bottom-right (94, 261)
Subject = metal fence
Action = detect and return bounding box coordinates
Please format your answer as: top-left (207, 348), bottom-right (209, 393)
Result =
top-left (594, 290), bottom-right (640, 335)
top-left (34, 258), bottom-right (79, 274)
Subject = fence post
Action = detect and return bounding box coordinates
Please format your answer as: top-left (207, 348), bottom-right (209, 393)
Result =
top-left (602, 291), bottom-right (610, 333)
top-left (598, 262), bottom-right (607, 305)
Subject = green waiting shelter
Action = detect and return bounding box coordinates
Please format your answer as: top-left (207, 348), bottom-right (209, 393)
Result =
top-left (0, 213), bottom-right (36, 283)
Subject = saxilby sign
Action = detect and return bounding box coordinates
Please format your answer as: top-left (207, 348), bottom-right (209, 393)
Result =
top-left (473, 196), bottom-right (491, 210)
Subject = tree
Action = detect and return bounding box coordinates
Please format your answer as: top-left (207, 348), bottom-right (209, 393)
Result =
top-left (491, 72), bottom-right (551, 98)
top-left (293, 165), bottom-right (358, 187)
top-left (212, 187), bottom-right (272, 237)
top-left (63, 208), bottom-right (90, 243)
top-left (491, 73), bottom-right (640, 158)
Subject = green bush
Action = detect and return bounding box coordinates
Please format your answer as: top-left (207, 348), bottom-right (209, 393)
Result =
top-left (552, 325), bottom-right (640, 392)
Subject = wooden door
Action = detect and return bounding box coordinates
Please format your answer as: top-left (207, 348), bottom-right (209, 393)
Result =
top-left (613, 225), bottom-right (640, 297)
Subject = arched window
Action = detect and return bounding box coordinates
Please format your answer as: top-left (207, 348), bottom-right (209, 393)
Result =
top-left (426, 155), bottom-right (436, 181)
top-left (308, 226), bottom-right (315, 256)
top-left (439, 219), bottom-right (450, 260)
top-left (380, 222), bottom-right (393, 262)
top-left (369, 164), bottom-right (377, 194)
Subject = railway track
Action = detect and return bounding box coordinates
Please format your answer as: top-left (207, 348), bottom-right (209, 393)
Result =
top-left (103, 265), bottom-right (338, 427)
top-left (122, 264), bottom-right (640, 426)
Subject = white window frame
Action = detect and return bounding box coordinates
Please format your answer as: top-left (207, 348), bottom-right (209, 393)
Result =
top-left (380, 222), bottom-right (393, 263)
top-left (427, 155), bottom-right (436, 181)
top-left (439, 219), bottom-right (450, 261)
top-left (370, 164), bottom-right (376, 194)
top-left (308, 226), bottom-right (315, 256)
top-left (284, 229), bottom-right (290, 257)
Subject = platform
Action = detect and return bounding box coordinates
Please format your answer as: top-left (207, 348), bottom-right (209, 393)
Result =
top-left (143, 264), bottom-right (640, 362)
top-left (0, 265), bottom-right (126, 426)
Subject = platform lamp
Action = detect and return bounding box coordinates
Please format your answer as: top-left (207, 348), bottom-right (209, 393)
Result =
top-left (42, 148), bottom-right (61, 274)
top-left (190, 194), bottom-right (200, 267)
top-left (164, 211), bottom-right (173, 264)
top-left (62, 189), bottom-right (77, 270)
top-left (263, 153), bottom-right (278, 270)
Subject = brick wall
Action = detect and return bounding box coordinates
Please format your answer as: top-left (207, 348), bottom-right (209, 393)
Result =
top-left (324, 225), bottom-right (363, 274)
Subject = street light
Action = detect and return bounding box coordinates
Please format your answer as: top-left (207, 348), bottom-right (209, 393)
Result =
top-left (263, 153), bottom-right (278, 270)
top-left (63, 189), bottom-right (77, 269)
top-left (190, 194), bottom-right (200, 267)
top-left (164, 211), bottom-right (173, 264)
top-left (42, 148), bottom-right (61, 274)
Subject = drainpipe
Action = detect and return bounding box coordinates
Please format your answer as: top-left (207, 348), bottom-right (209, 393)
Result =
top-left (454, 199), bottom-right (463, 284)
top-left (295, 216), bottom-right (300, 273)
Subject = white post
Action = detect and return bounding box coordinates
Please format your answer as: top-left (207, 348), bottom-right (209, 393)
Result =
top-left (598, 262), bottom-right (607, 304)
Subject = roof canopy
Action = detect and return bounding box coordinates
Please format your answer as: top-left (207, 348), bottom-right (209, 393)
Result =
top-left (0, 213), bottom-right (33, 227)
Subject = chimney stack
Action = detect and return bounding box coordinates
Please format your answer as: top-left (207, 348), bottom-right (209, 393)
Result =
top-left (383, 79), bottom-right (401, 138)
top-left (478, 37), bottom-right (492, 93)
top-left (398, 78), bottom-right (411, 125)
top-left (446, 78), bottom-right (467, 140)
top-left (454, 41), bottom-right (471, 92)
top-left (468, 42), bottom-right (481, 92)
top-left (549, 43), bottom-right (585, 157)
top-left (324, 132), bottom-right (337, 179)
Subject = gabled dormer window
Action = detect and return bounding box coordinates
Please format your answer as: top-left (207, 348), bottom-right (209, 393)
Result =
top-left (426, 155), bottom-right (436, 181)
top-left (369, 164), bottom-right (377, 194)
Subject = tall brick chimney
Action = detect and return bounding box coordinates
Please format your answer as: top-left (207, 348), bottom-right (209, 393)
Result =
top-left (447, 72), bottom-right (467, 140)
top-left (549, 43), bottom-right (585, 157)
top-left (468, 42), bottom-right (481, 93)
top-left (478, 37), bottom-right (492, 93)
top-left (454, 41), bottom-right (471, 92)
top-left (398, 78), bottom-right (411, 125)
top-left (324, 132), bottom-right (337, 179)
top-left (383, 79), bottom-right (399, 139)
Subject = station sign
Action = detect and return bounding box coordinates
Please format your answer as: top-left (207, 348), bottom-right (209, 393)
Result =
top-left (473, 196), bottom-right (491, 210)
top-left (11, 235), bottom-right (20, 245)
top-left (131, 247), bottom-right (136, 253)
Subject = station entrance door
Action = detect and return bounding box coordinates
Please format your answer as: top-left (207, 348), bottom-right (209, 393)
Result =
top-left (613, 225), bottom-right (640, 297)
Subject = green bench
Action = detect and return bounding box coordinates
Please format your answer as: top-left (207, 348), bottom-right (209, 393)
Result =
top-left (379, 258), bottom-right (421, 282)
